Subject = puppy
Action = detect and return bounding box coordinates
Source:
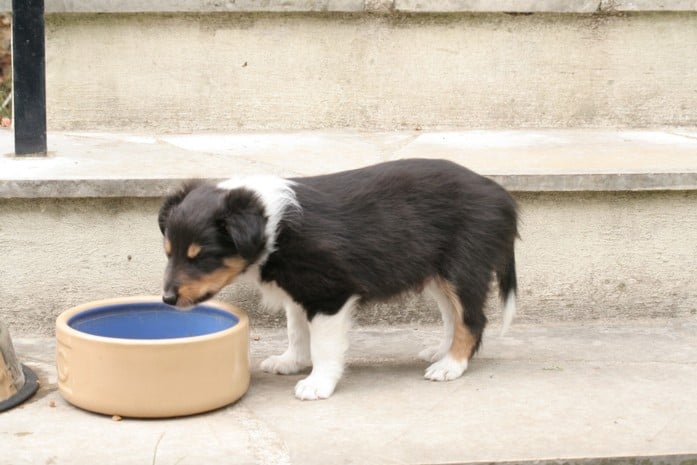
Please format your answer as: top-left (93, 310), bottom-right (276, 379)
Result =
top-left (158, 159), bottom-right (518, 400)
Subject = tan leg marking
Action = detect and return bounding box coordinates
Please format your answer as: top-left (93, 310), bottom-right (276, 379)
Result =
top-left (164, 238), bottom-right (172, 255)
top-left (435, 277), bottom-right (476, 362)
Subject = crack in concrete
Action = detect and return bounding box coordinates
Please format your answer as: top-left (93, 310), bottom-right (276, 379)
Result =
top-left (230, 404), bottom-right (291, 465)
top-left (151, 432), bottom-right (165, 465)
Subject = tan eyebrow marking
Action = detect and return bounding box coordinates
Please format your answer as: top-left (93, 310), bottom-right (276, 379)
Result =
top-left (164, 238), bottom-right (172, 255)
top-left (187, 243), bottom-right (202, 259)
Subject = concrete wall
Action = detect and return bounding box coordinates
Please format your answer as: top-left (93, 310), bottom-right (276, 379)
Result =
top-left (2, 191), bottom-right (695, 336)
top-left (44, 12), bottom-right (697, 132)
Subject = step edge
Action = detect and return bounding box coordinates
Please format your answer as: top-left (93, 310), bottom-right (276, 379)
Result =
top-left (3, 173), bottom-right (697, 199)
top-left (2, 0), bottom-right (697, 14)
top-left (441, 452), bottom-right (697, 465)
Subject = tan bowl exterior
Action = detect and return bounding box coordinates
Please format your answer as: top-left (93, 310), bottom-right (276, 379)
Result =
top-left (56, 296), bottom-right (249, 418)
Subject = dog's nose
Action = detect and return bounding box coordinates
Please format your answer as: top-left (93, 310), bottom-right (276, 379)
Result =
top-left (162, 290), bottom-right (178, 306)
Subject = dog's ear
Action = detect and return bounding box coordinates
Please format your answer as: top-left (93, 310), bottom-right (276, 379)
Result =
top-left (158, 180), bottom-right (203, 234)
top-left (220, 190), bottom-right (267, 262)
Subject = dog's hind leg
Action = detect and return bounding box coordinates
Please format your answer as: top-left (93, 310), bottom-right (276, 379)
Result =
top-left (294, 296), bottom-right (358, 400)
top-left (418, 279), bottom-right (455, 363)
top-left (423, 276), bottom-right (486, 381)
top-left (261, 302), bottom-right (311, 375)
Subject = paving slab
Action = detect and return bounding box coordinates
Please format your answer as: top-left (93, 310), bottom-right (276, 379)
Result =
top-left (2, 319), bottom-right (696, 465)
top-left (1, 129), bottom-right (697, 198)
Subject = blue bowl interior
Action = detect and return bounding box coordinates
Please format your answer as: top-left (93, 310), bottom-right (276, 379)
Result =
top-left (68, 302), bottom-right (239, 340)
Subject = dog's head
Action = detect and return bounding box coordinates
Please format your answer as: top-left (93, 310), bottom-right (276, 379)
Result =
top-left (158, 181), bottom-right (267, 308)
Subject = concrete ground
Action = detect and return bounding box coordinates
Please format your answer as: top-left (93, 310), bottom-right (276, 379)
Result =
top-left (2, 129), bottom-right (696, 462)
top-left (3, 319), bottom-right (697, 465)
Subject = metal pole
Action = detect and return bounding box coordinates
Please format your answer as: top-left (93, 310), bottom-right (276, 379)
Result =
top-left (12, 0), bottom-right (47, 156)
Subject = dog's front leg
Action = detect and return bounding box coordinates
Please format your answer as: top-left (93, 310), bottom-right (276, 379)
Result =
top-left (261, 302), bottom-right (311, 374)
top-left (294, 296), bottom-right (357, 401)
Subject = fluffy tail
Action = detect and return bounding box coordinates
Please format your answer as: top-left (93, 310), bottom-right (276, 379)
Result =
top-left (498, 253), bottom-right (517, 336)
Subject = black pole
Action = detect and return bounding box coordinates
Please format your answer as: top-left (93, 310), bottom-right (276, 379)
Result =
top-left (12, 0), bottom-right (47, 156)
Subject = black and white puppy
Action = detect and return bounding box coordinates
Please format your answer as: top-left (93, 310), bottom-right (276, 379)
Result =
top-left (158, 159), bottom-right (518, 400)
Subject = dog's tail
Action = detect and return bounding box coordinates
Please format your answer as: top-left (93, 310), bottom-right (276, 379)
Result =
top-left (498, 251), bottom-right (517, 336)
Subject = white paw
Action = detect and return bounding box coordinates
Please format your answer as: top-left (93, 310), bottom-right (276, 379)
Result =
top-left (424, 355), bottom-right (468, 381)
top-left (260, 353), bottom-right (310, 375)
top-left (294, 375), bottom-right (337, 400)
top-left (418, 345), bottom-right (448, 362)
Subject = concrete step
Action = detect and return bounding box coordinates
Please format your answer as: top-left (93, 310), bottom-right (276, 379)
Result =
top-left (2, 129), bottom-right (697, 335)
top-left (3, 319), bottom-right (697, 465)
top-left (1, 2), bottom-right (695, 131)
top-left (4, 129), bottom-right (697, 196)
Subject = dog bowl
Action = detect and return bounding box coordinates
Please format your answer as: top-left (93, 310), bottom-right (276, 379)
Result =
top-left (55, 296), bottom-right (249, 418)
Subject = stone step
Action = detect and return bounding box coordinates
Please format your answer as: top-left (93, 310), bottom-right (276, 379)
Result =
top-left (4, 319), bottom-right (697, 464)
top-left (1, 2), bottom-right (696, 131)
top-left (1, 129), bottom-right (696, 336)
top-left (3, 129), bottom-right (697, 197)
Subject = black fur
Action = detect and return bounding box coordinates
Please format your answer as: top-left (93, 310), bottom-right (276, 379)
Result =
top-left (159, 159), bottom-right (518, 350)
top-left (220, 189), bottom-right (268, 261)
top-left (269, 159), bottom-right (517, 342)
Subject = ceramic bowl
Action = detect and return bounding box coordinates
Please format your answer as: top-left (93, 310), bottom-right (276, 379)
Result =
top-left (55, 296), bottom-right (249, 418)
